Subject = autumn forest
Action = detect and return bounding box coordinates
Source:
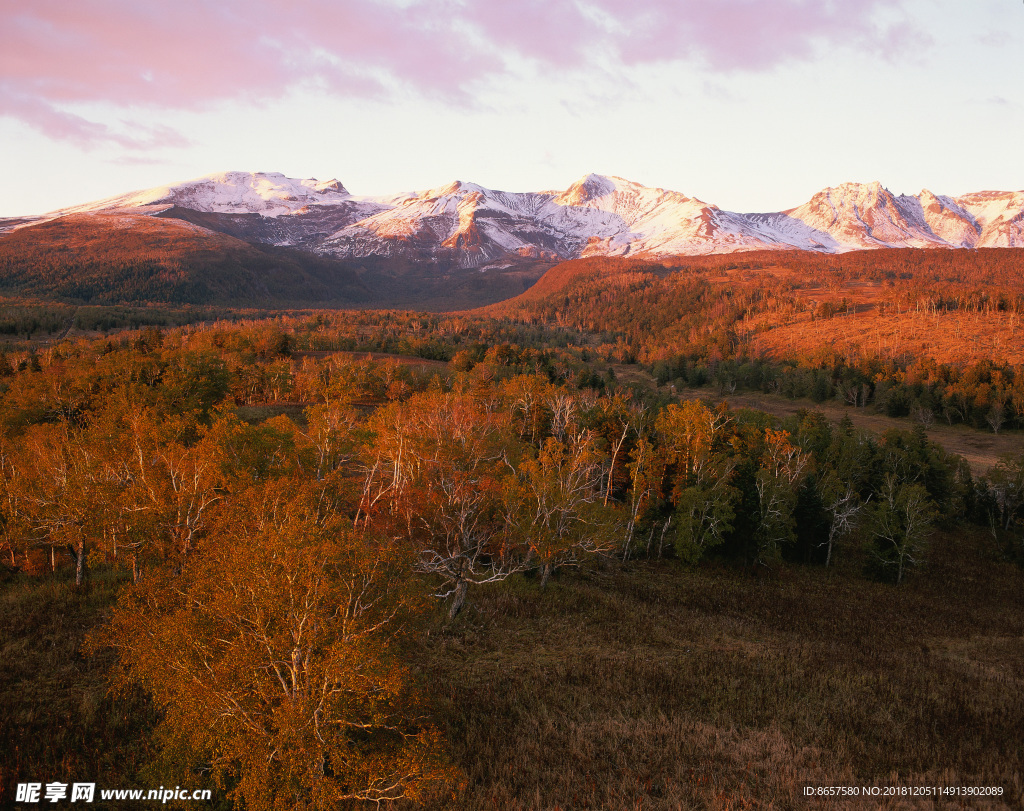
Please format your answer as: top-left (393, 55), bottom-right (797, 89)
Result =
top-left (2, 249), bottom-right (1024, 809)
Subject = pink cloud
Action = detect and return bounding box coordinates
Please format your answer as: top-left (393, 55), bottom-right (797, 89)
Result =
top-left (0, 84), bottom-right (192, 149)
top-left (0, 0), bottom-right (920, 148)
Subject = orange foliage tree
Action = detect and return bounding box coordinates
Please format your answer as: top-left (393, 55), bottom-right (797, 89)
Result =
top-left (90, 483), bottom-right (453, 809)
top-left (507, 427), bottom-right (618, 588)
top-left (656, 401), bottom-right (738, 563)
top-left (359, 388), bottom-right (525, 618)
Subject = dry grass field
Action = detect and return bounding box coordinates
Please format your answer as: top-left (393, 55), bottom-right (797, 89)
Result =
top-left (9, 529), bottom-right (1020, 810)
top-left (416, 528), bottom-right (1024, 810)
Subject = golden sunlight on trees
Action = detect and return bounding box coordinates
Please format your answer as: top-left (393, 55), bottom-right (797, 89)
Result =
top-left (623, 435), bottom-right (666, 559)
top-left (89, 484), bottom-right (452, 810)
top-left (507, 429), bottom-right (618, 588)
top-left (117, 409), bottom-right (227, 574)
top-left (656, 401), bottom-right (738, 563)
top-left (6, 307), bottom-right (1017, 808)
top-left (15, 422), bottom-right (117, 585)
top-left (359, 388), bottom-right (523, 618)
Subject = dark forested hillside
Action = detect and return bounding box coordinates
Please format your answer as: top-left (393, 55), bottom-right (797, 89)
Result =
top-left (0, 213), bottom-right (558, 310)
top-left (0, 214), bottom-right (373, 306)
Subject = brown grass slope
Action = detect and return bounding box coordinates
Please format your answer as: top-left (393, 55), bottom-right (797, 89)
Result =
top-left (417, 528), bottom-right (1024, 810)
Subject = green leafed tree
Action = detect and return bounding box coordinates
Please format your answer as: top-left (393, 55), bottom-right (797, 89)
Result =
top-left (866, 474), bottom-right (937, 585)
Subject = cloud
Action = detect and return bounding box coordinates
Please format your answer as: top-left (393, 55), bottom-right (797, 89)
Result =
top-left (976, 30), bottom-right (1012, 48)
top-left (0, 84), bottom-right (193, 149)
top-left (0, 0), bottom-right (920, 148)
top-left (463, 0), bottom-right (918, 71)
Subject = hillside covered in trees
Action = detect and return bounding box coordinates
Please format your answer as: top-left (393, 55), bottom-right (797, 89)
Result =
top-left (0, 213), bottom-right (556, 310)
top-left (0, 213), bottom-right (382, 306)
top-left (485, 249), bottom-right (1024, 434)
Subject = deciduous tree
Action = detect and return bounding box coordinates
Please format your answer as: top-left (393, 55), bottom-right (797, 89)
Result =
top-left (359, 389), bottom-right (524, 618)
top-left (508, 429), bottom-right (617, 588)
top-left (90, 485), bottom-right (452, 809)
top-left (867, 474), bottom-right (936, 584)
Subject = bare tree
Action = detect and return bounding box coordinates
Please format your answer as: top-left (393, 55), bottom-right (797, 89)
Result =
top-left (820, 475), bottom-right (866, 568)
top-left (986, 401), bottom-right (1006, 435)
top-left (911, 404), bottom-right (934, 429)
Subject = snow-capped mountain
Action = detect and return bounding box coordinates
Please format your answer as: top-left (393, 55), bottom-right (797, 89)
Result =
top-left (782, 182), bottom-right (946, 250)
top-left (954, 190), bottom-right (1024, 247)
top-left (321, 180), bottom-right (569, 266)
top-left (317, 174), bottom-right (1024, 264)
top-left (7, 171), bottom-right (1024, 264)
top-left (24, 171), bottom-right (394, 249)
top-left (549, 174), bottom-right (774, 257)
top-left (55, 171), bottom-right (358, 217)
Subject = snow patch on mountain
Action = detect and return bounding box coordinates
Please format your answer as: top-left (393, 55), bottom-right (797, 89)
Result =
top-left (54, 171), bottom-right (357, 219)
top-left (956, 191), bottom-right (1024, 248)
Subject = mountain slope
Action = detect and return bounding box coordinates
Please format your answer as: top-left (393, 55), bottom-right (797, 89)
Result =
top-left (0, 212), bottom-right (371, 305)
top-left (956, 190), bottom-right (1024, 247)
top-left (55, 171), bottom-right (359, 218)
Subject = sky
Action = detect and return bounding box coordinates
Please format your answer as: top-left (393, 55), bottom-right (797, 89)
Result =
top-left (0, 0), bottom-right (1021, 217)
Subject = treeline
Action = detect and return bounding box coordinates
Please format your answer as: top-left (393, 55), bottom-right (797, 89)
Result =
top-left (0, 318), bottom-right (1009, 592)
top-left (666, 248), bottom-right (1024, 301)
top-left (0, 302), bottom-right (240, 339)
top-left (72, 304), bottom-right (236, 332)
top-left (0, 303), bottom-right (76, 337)
top-left (654, 354), bottom-right (1024, 432)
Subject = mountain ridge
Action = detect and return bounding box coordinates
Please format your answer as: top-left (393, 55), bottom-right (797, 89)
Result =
top-left (2, 171), bottom-right (1022, 309)
top-left (8, 171), bottom-right (1021, 265)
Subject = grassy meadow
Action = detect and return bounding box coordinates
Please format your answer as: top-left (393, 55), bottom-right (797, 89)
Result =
top-left (416, 527), bottom-right (1024, 809)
